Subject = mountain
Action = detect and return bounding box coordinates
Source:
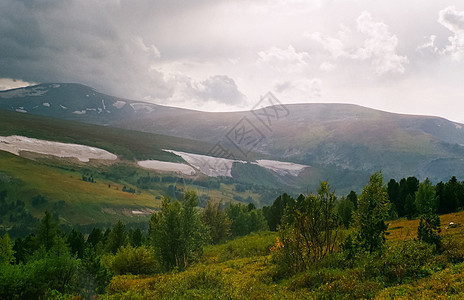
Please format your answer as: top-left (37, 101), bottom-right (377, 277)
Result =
top-left (2, 83), bottom-right (464, 187)
top-left (0, 109), bottom-right (306, 229)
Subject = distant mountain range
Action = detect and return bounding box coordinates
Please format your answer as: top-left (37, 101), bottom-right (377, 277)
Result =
top-left (2, 83), bottom-right (464, 191)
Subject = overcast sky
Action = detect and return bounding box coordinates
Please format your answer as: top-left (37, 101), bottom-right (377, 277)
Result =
top-left (1, 0), bottom-right (464, 122)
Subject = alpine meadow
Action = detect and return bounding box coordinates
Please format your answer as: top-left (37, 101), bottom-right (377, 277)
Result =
top-left (2, 1), bottom-right (464, 299)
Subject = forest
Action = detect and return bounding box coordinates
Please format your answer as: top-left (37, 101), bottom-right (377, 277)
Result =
top-left (1, 172), bottom-right (464, 299)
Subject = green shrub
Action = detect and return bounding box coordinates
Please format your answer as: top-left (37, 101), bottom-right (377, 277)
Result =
top-left (0, 249), bottom-right (80, 299)
top-left (203, 231), bottom-right (276, 263)
top-left (365, 240), bottom-right (435, 284)
top-left (442, 236), bottom-right (464, 264)
top-left (104, 245), bottom-right (158, 275)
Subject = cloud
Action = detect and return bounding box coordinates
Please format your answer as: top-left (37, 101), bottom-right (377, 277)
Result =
top-left (309, 32), bottom-right (346, 59)
top-left (257, 45), bottom-right (309, 69)
top-left (309, 11), bottom-right (408, 75)
top-left (0, 0), bottom-right (175, 101)
top-left (0, 0), bottom-right (463, 122)
top-left (438, 6), bottom-right (464, 61)
top-left (154, 73), bottom-right (246, 108)
top-left (320, 62), bottom-right (336, 71)
top-left (417, 35), bottom-right (439, 54)
top-left (0, 78), bottom-right (36, 91)
top-left (274, 78), bottom-right (322, 99)
top-left (192, 75), bottom-right (246, 104)
top-left (353, 11), bottom-right (408, 75)
top-left (134, 36), bottom-right (161, 59)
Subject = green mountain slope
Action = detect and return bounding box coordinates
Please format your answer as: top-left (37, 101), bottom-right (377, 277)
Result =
top-left (2, 83), bottom-right (464, 186)
top-left (0, 110), bottom-right (295, 232)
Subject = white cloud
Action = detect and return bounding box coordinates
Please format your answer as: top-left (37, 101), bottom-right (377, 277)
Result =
top-left (320, 62), bottom-right (336, 71)
top-left (352, 11), bottom-right (408, 75)
top-left (152, 73), bottom-right (246, 108)
top-left (0, 78), bottom-right (36, 91)
top-left (257, 45), bottom-right (309, 69)
top-left (438, 6), bottom-right (464, 61)
top-left (274, 78), bottom-right (322, 100)
top-left (417, 35), bottom-right (439, 54)
top-left (309, 11), bottom-right (408, 75)
top-left (309, 32), bottom-right (346, 59)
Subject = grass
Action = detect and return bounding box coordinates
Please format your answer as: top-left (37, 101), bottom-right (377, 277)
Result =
top-left (104, 211), bottom-right (464, 299)
top-left (376, 262), bottom-right (464, 299)
top-left (0, 151), bottom-right (161, 225)
top-left (0, 149), bottom-right (268, 227)
top-left (0, 109), bottom-right (208, 161)
top-left (0, 109), bottom-right (274, 228)
top-left (386, 211), bottom-right (464, 242)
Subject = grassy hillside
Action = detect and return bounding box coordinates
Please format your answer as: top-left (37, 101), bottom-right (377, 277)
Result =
top-left (104, 211), bottom-right (464, 299)
top-left (0, 110), bottom-right (286, 230)
top-left (0, 151), bottom-right (161, 226)
top-left (3, 84), bottom-right (464, 189)
top-left (0, 149), bottom-right (275, 230)
top-left (0, 109), bottom-right (209, 161)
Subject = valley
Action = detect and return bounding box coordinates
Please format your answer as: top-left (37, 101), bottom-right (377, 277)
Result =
top-left (1, 84), bottom-right (464, 234)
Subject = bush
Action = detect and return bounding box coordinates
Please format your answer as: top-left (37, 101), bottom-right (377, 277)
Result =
top-left (442, 236), bottom-right (464, 264)
top-left (203, 231), bottom-right (276, 264)
top-left (104, 245), bottom-right (158, 275)
top-left (365, 240), bottom-right (435, 284)
top-left (0, 249), bottom-right (80, 299)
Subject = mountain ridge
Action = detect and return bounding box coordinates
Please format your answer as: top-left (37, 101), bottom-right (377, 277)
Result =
top-left (1, 83), bottom-right (464, 185)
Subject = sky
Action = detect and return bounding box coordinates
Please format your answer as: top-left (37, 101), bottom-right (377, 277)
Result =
top-left (1, 0), bottom-right (464, 122)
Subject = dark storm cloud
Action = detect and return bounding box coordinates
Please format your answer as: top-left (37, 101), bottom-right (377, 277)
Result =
top-left (0, 0), bottom-right (248, 105)
top-left (0, 0), bottom-right (212, 101)
top-left (1, 0), bottom-right (464, 120)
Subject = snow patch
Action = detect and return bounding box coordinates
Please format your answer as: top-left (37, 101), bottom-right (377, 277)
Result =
top-left (113, 100), bottom-right (126, 109)
top-left (163, 150), bottom-right (309, 178)
top-left (455, 123), bottom-right (462, 129)
top-left (137, 160), bottom-right (196, 175)
top-left (42, 102), bottom-right (50, 107)
top-left (59, 104), bottom-right (68, 110)
top-left (73, 110), bottom-right (86, 115)
top-left (164, 150), bottom-right (238, 177)
top-left (0, 135), bottom-right (117, 162)
top-left (254, 160), bottom-right (309, 176)
top-left (15, 109), bottom-right (27, 113)
top-left (130, 103), bottom-right (155, 113)
top-left (51, 84), bottom-right (60, 88)
top-left (101, 99), bottom-right (106, 110)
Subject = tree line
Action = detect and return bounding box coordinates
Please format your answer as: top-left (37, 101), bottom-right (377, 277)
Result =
top-left (269, 172), bottom-right (443, 276)
top-left (1, 172), bottom-right (461, 298)
top-left (0, 191), bottom-right (268, 298)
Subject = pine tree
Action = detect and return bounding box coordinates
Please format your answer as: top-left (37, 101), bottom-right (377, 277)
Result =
top-left (87, 227), bottom-right (103, 248)
top-left (415, 178), bottom-right (441, 248)
top-left (105, 221), bottom-right (128, 254)
top-left (129, 228), bottom-right (144, 247)
top-left (36, 211), bottom-right (58, 251)
top-left (67, 229), bottom-right (85, 258)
